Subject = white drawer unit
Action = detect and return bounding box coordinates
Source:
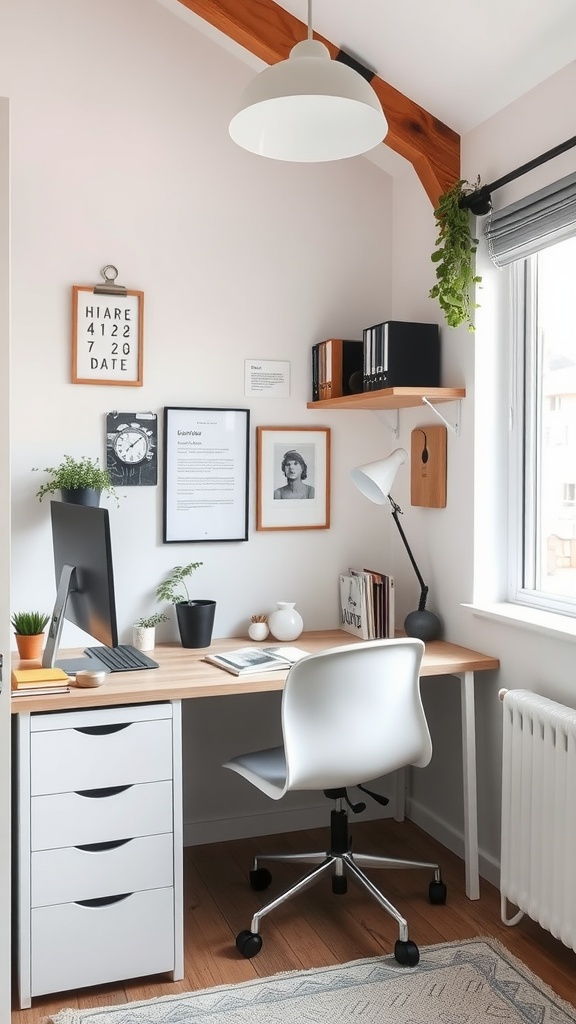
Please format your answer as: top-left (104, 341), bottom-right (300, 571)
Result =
top-left (15, 701), bottom-right (184, 1009)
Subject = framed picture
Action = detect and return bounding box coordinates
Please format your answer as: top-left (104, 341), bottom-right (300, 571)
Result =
top-left (72, 284), bottom-right (144, 386)
top-left (256, 426), bottom-right (330, 531)
top-left (163, 407), bottom-right (249, 543)
top-left (106, 411), bottom-right (158, 486)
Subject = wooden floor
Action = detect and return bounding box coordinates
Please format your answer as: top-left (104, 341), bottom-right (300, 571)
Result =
top-left (12, 818), bottom-right (576, 1021)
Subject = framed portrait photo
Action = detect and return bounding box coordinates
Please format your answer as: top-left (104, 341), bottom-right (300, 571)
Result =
top-left (256, 426), bottom-right (330, 531)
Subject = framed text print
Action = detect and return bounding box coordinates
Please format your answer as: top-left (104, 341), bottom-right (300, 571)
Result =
top-left (163, 407), bottom-right (250, 543)
top-left (256, 426), bottom-right (330, 531)
top-left (72, 271), bottom-right (144, 386)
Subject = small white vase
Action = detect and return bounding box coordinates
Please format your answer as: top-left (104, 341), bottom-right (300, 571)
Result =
top-left (268, 602), bottom-right (303, 642)
top-left (132, 625), bottom-right (155, 652)
top-left (248, 621), bottom-right (269, 642)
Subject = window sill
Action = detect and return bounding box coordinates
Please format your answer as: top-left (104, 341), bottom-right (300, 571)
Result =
top-left (462, 602), bottom-right (576, 643)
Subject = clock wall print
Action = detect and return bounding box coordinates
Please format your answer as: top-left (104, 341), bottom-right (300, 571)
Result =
top-left (106, 412), bottom-right (158, 486)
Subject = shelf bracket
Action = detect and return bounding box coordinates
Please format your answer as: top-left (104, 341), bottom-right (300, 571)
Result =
top-left (373, 409), bottom-right (400, 438)
top-left (421, 397), bottom-right (461, 436)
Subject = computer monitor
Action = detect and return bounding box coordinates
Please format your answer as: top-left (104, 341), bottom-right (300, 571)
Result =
top-left (43, 501), bottom-right (119, 673)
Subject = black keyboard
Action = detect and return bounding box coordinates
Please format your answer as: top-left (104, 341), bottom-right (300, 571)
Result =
top-left (84, 644), bottom-right (159, 672)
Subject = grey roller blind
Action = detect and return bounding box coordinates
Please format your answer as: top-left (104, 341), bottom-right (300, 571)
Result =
top-left (485, 170), bottom-right (576, 267)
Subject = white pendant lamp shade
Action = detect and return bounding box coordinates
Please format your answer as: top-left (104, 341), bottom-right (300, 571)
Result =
top-left (350, 449), bottom-right (408, 504)
top-left (229, 38), bottom-right (388, 162)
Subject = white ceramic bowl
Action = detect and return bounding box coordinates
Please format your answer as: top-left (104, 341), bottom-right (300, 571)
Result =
top-left (74, 669), bottom-right (108, 688)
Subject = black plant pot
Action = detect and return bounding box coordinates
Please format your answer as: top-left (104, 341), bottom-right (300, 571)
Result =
top-left (175, 600), bottom-right (216, 649)
top-left (60, 487), bottom-right (102, 507)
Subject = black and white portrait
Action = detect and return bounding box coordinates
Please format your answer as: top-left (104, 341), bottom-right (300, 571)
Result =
top-left (256, 427), bottom-right (330, 531)
top-left (273, 447), bottom-right (315, 500)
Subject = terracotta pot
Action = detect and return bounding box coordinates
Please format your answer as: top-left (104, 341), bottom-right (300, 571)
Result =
top-left (15, 633), bottom-right (45, 660)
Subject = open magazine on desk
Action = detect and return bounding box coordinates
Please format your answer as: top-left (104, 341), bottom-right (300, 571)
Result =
top-left (203, 646), bottom-right (309, 676)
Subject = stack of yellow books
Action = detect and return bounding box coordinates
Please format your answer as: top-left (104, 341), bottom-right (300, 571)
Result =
top-left (11, 667), bottom-right (71, 697)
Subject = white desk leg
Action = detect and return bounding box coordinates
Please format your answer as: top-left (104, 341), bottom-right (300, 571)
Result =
top-left (459, 670), bottom-right (480, 900)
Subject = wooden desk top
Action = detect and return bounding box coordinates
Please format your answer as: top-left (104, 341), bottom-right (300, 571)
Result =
top-left (10, 631), bottom-right (500, 714)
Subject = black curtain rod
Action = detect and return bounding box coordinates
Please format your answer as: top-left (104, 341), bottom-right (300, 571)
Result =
top-left (459, 135), bottom-right (576, 215)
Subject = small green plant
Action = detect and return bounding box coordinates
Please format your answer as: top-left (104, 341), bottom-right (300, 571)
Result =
top-left (156, 562), bottom-right (204, 605)
top-left (429, 178), bottom-right (482, 332)
top-left (135, 612), bottom-right (168, 629)
top-left (11, 611), bottom-right (51, 635)
top-left (33, 455), bottom-right (118, 504)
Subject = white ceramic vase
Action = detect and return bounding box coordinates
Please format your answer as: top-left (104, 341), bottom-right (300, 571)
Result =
top-left (268, 602), bottom-right (303, 642)
top-left (132, 625), bottom-right (155, 652)
top-left (248, 621), bottom-right (269, 641)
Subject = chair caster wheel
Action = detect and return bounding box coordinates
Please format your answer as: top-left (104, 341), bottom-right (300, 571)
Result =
top-left (236, 929), bottom-right (263, 958)
top-left (250, 867), bottom-right (272, 891)
top-left (429, 879), bottom-right (447, 904)
top-left (394, 939), bottom-right (419, 966)
top-left (332, 876), bottom-right (347, 894)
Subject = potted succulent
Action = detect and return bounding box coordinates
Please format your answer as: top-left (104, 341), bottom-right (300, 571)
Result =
top-left (33, 455), bottom-right (119, 507)
top-left (132, 611), bottom-right (168, 652)
top-left (156, 562), bottom-right (216, 649)
top-left (11, 610), bottom-right (51, 660)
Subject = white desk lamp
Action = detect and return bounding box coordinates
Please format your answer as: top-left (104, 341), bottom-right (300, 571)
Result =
top-left (350, 448), bottom-right (441, 641)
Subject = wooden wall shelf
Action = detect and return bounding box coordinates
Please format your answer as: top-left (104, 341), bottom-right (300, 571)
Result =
top-left (306, 387), bottom-right (466, 411)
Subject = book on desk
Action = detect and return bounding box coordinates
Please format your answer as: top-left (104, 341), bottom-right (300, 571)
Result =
top-left (204, 646), bottom-right (308, 676)
top-left (11, 666), bottom-right (71, 698)
top-left (339, 569), bottom-right (395, 640)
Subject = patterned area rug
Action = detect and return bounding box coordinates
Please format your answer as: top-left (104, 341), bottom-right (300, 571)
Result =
top-left (49, 938), bottom-right (576, 1024)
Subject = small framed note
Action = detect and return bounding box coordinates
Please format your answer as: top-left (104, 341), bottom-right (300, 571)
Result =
top-left (72, 270), bottom-right (144, 386)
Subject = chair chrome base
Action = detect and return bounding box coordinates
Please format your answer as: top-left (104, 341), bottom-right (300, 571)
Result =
top-left (236, 805), bottom-right (446, 966)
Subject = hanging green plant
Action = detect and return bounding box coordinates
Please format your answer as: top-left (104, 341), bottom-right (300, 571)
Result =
top-left (429, 178), bottom-right (482, 332)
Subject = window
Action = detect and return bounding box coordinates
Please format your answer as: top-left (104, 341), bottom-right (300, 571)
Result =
top-left (510, 235), bottom-right (576, 614)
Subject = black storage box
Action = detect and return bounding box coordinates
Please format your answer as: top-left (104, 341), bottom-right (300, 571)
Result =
top-left (362, 321), bottom-right (440, 391)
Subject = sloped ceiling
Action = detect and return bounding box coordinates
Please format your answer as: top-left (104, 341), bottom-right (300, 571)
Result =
top-left (166, 0), bottom-right (576, 205)
top-left (171, 0), bottom-right (459, 205)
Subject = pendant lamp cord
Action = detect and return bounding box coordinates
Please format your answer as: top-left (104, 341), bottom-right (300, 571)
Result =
top-left (307, 0), bottom-right (312, 39)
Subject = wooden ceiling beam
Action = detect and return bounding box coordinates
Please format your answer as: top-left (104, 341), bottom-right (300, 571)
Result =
top-left (175, 0), bottom-right (460, 205)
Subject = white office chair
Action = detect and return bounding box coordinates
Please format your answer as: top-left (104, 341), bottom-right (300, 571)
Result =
top-left (223, 637), bottom-right (446, 967)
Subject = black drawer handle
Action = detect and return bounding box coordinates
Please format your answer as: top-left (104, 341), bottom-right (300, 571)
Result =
top-left (75, 723), bottom-right (131, 736)
top-left (76, 785), bottom-right (132, 799)
top-left (76, 893), bottom-right (132, 908)
top-left (76, 838), bottom-right (132, 853)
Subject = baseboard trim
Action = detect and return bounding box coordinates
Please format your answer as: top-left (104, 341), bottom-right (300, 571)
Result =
top-left (184, 802), bottom-right (395, 847)
top-left (183, 798), bottom-right (501, 892)
top-left (407, 798), bottom-right (500, 888)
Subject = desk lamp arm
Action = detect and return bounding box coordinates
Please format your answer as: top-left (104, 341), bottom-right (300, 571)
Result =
top-left (388, 496), bottom-right (429, 611)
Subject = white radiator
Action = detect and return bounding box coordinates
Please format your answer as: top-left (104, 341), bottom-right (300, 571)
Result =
top-left (500, 688), bottom-right (576, 952)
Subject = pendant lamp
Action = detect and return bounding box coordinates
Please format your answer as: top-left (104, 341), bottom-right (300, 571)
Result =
top-left (229, 0), bottom-right (388, 162)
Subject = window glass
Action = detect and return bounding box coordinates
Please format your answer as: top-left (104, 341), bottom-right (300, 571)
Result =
top-left (512, 235), bottom-right (576, 614)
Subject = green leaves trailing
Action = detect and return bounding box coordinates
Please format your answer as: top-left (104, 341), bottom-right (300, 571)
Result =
top-left (429, 179), bottom-right (482, 332)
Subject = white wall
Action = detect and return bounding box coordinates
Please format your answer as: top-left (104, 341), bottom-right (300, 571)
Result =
top-left (0, 95), bottom-right (12, 1024)
top-left (1, 0), bottom-right (402, 854)
top-left (3, 0), bottom-right (395, 638)
top-left (391, 63), bottom-right (576, 880)
top-left (4, 0), bottom-right (576, 945)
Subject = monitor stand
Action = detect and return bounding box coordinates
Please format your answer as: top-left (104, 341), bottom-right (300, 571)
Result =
top-left (42, 563), bottom-right (108, 675)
